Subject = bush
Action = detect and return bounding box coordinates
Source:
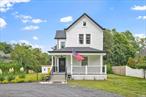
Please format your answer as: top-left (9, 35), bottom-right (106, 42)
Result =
top-left (19, 74), bottom-right (25, 78)
top-left (0, 75), bottom-right (5, 82)
top-left (7, 75), bottom-right (15, 81)
top-left (17, 79), bottom-right (24, 83)
top-left (107, 64), bottom-right (113, 74)
top-left (2, 80), bottom-right (8, 84)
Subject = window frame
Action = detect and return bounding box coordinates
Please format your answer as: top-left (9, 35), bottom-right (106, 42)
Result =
top-left (79, 34), bottom-right (84, 44)
top-left (60, 41), bottom-right (65, 48)
top-left (83, 21), bottom-right (86, 26)
top-left (81, 57), bottom-right (88, 66)
top-left (86, 34), bottom-right (91, 44)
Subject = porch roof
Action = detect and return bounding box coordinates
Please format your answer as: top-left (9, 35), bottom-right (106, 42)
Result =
top-left (48, 47), bottom-right (106, 53)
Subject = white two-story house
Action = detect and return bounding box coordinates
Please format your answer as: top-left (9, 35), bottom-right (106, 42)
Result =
top-left (48, 13), bottom-right (107, 80)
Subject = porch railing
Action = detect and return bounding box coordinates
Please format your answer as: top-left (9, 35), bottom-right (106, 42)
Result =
top-left (71, 65), bottom-right (106, 75)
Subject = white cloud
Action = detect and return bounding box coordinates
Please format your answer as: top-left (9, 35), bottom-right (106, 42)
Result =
top-left (0, 0), bottom-right (31, 13)
top-left (0, 17), bottom-right (7, 29)
top-left (137, 16), bottom-right (146, 20)
top-left (33, 36), bottom-right (38, 40)
top-left (131, 5), bottom-right (146, 11)
top-left (13, 12), bottom-right (47, 24)
top-left (32, 19), bottom-right (47, 24)
top-left (23, 25), bottom-right (39, 31)
top-left (60, 16), bottom-right (73, 23)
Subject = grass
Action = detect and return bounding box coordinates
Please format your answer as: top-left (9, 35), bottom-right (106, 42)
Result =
top-left (68, 74), bottom-right (146, 97)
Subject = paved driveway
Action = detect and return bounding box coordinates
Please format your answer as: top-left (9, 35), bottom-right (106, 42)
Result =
top-left (0, 83), bottom-right (123, 97)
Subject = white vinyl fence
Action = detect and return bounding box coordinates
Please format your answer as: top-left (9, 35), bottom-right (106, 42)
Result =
top-left (112, 66), bottom-right (146, 79)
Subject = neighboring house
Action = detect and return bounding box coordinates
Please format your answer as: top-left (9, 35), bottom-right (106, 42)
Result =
top-left (44, 13), bottom-right (107, 80)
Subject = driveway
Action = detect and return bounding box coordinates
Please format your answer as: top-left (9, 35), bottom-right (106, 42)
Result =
top-left (0, 83), bottom-right (123, 97)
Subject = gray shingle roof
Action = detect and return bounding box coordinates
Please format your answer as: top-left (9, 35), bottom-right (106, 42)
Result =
top-left (55, 30), bottom-right (66, 39)
top-left (49, 47), bottom-right (106, 53)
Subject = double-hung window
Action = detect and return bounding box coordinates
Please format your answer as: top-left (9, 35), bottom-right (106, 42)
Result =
top-left (86, 34), bottom-right (91, 44)
top-left (79, 34), bottom-right (84, 44)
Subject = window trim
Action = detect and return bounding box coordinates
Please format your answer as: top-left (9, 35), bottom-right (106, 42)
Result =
top-left (86, 34), bottom-right (91, 44)
top-left (79, 34), bottom-right (84, 44)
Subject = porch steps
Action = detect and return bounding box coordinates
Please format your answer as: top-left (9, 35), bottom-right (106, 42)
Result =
top-left (49, 73), bottom-right (67, 84)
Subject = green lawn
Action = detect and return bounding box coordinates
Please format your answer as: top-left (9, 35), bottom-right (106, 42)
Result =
top-left (68, 74), bottom-right (146, 97)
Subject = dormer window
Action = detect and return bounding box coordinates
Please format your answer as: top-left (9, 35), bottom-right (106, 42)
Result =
top-left (83, 21), bottom-right (86, 26)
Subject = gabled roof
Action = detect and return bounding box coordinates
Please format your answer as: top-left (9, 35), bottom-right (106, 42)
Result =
top-left (55, 30), bottom-right (66, 39)
top-left (49, 47), bottom-right (106, 53)
top-left (65, 13), bottom-right (105, 31)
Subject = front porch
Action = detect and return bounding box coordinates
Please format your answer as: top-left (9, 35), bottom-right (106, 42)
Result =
top-left (50, 53), bottom-right (107, 80)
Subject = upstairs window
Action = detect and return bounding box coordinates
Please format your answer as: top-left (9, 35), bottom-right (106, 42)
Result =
top-left (81, 57), bottom-right (88, 66)
top-left (83, 21), bottom-right (86, 26)
top-left (79, 34), bottom-right (84, 44)
top-left (86, 34), bottom-right (91, 44)
top-left (60, 42), bottom-right (65, 48)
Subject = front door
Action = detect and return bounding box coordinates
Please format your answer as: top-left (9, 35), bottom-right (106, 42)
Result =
top-left (59, 58), bottom-right (66, 72)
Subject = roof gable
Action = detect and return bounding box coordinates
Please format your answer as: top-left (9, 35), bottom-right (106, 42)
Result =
top-left (65, 13), bottom-right (105, 31)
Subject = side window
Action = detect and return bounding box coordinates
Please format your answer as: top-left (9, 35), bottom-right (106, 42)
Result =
top-left (83, 21), bottom-right (86, 26)
top-left (86, 34), bottom-right (91, 44)
top-left (60, 42), bottom-right (65, 48)
top-left (79, 34), bottom-right (84, 44)
top-left (81, 57), bottom-right (88, 66)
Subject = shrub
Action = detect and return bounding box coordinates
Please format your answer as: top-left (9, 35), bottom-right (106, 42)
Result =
top-left (19, 74), bottom-right (25, 78)
top-left (7, 75), bottom-right (15, 81)
top-left (0, 75), bottom-right (5, 82)
top-left (2, 80), bottom-right (8, 84)
top-left (17, 79), bottom-right (24, 83)
top-left (107, 64), bottom-right (113, 74)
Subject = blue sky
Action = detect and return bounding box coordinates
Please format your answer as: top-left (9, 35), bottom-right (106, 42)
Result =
top-left (0, 0), bottom-right (146, 52)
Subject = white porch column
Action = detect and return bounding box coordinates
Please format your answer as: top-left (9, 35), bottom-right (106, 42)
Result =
top-left (57, 58), bottom-right (59, 72)
top-left (100, 55), bottom-right (103, 74)
top-left (70, 54), bottom-right (73, 75)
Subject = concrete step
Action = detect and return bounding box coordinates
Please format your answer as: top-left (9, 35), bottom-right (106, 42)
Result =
top-left (48, 73), bottom-right (66, 84)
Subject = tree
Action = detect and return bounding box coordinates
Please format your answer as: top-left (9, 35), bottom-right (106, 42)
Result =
top-left (103, 29), bottom-right (139, 66)
top-left (103, 29), bottom-right (113, 64)
top-left (0, 42), bottom-right (12, 54)
top-left (11, 43), bottom-right (50, 73)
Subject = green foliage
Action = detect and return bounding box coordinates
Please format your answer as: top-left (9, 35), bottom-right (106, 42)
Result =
top-left (2, 80), bottom-right (8, 84)
top-left (19, 73), bottom-right (25, 78)
top-left (0, 61), bottom-right (21, 73)
top-left (11, 44), bottom-right (50, 72)
top-left (0, 75), bottom-right (5, 81)
top-left (106, 64), bottom-right (113, 74)
top-left (128, 56), bottom-right (146, 69)
top-left (103, 29), bottom-right (139, 66)
top-left (0, 42), bottom-right (12, 54)
top-left (7, 74), bottom-right (15, 81)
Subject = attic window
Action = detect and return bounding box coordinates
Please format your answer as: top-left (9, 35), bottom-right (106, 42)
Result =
top-left (83, 21), bottom-right (86, 26)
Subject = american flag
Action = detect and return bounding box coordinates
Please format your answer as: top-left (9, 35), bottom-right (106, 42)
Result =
top-left (72, 49), bottom-right (84, 61)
